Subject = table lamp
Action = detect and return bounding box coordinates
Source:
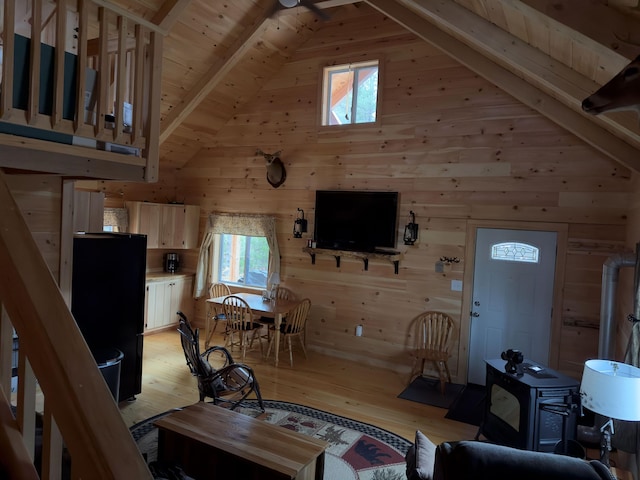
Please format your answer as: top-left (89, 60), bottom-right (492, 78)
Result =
top-left (580, 359), bottom-right (640, 467)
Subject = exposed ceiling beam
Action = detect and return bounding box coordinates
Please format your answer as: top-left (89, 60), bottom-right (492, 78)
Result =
top-left (365, 0), bottom-right (640, 172)
top-left (517, 0), bottom-right (640, 60)
top-left (159, 12), bottom-right (272, 145)
top-left (403, 0), bottom-right (640, 138)
top-left (86, 0), bottom-right (191, 56)
top-left (91, 0), bottom-right (168, 35)
top-left (151, 0), bottom-right (193, 32)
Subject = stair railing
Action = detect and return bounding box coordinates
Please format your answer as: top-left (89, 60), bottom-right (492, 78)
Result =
top-left (0, 171), bottom-right (152, 478)
top-left (0, 0), bottom-right (161, 182)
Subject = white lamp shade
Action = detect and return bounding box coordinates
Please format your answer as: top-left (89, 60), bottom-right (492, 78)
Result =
top-left (580, 359), bottom-right (640, 421)
top-left (279, 0), bottom-right (298, 7)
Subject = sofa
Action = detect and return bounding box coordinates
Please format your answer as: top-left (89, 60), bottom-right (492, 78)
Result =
top-left (405, 430), bottom-right (616, 480)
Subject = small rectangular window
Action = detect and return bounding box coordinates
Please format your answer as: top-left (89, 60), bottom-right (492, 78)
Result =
top-left (217, 234), bottom-right (269, 288)
top-left (322, 60), bottom-right (379, 126)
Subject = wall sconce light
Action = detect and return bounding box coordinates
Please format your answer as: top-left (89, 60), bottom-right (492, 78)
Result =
top-left (403, 211), bottom-right (418, 245)
top-left (293, 208), bottom-right (307, 238)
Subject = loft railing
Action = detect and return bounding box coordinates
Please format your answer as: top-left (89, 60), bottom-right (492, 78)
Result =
top-left (0, 171), bottom-right (152, 478)
top-left (0, 0), bottom-right (161, 182)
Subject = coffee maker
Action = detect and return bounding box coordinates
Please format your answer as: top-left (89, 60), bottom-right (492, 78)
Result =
top-left (164, 252), bottom-right (180, 273)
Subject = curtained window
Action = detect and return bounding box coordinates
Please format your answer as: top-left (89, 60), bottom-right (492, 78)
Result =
top-left (103, 208), bottom-right (129, 232)
top-left (194, 213), bottom-right (280, 298)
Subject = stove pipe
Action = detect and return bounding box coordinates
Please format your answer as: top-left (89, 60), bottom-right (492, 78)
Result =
top-left (598, 244), bottom-right (640, 359)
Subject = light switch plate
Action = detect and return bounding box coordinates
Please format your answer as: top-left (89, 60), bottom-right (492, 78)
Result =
top-left (451, 279), bottom-right (463, 291)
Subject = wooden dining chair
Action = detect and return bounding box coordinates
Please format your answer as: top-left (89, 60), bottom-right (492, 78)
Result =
top-left (222, 295), bottom-right (263, 362)
top-left (258, 286), bottom-right (298, 341)
top-left (408, 311), bottom-right (455, 395)
top-left (205, 282), bottom-right (231, 348)
top-left (266, 298), bottom-right (311, 367)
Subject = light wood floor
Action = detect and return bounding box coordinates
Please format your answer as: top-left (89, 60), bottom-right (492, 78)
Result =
top-left (118, 328), bottom-right (478, 446)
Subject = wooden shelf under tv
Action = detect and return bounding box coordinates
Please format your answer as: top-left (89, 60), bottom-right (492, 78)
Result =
top-left (302, 247), bottom-right (402, 274)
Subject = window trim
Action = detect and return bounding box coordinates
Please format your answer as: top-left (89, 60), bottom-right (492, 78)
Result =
top-left (194, 213), bottom-right (280, 298)
top-left (490, 242), bottom-right (540, 263)
top-left (212, 233), bottom-right (270, 289)
top-left (319, 57), bottom-right (382, 129)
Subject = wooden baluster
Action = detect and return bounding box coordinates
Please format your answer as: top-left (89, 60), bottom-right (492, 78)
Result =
top-left (1, 0), bottom-right (16, 120)
top-left (95, 5), bottom-right (108, 137)
top-left (41, 407), bottom-right (64, 479)
top-left (145, 30), bottom-right (162, 181)
top-left (27, 0), bottom-right (42, 125)
top-left (0, 305), bottom-right (12, 397)
top-left (74, 0), bottom-right (91, 135)
top-left (0, 385), bottom-right (39, 480)
top-left (52, 0), bottom-right (66, 128)
top-left (16, 356), bottom-right (36, 461)
top-left (113, 14), bottom-right (126, 144)
top-left (132, 24), bottom-right (144, 145)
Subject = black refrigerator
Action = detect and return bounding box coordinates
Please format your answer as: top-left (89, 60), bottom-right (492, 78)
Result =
top-left (71, 232), bottom-right (147, 402)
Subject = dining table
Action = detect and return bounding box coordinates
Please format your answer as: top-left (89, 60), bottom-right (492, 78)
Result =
top-left (206, 292), bottom-right (301, 367)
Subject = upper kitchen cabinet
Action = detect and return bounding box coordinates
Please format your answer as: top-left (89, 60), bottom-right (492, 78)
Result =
top-left (126, 201), bottom-right (199, 249)
top-left (73, 190), bottom-right (105, 233)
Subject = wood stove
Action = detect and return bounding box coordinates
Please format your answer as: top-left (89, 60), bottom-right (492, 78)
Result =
top-left (478, 358), bottom-right (581, 452)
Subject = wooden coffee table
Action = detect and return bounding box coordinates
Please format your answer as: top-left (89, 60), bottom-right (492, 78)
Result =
top-left (155, 402), bottom-right (327, 480)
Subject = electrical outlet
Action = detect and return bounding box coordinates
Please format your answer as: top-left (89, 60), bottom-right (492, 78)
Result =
top-left (451, 280), bottom-right (463, 291)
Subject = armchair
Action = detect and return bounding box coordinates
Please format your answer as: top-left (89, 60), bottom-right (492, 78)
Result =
top-left (177, 313), bottom-right (264, 412)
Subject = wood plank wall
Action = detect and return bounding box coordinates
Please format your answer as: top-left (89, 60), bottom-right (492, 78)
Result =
top-left (6, 175), bottom-right (62, 280)
top-left (101, 6), bottom-right (633, 382)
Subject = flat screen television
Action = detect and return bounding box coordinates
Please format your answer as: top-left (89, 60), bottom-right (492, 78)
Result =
top-left (314, 190), bottom-right (399, 252)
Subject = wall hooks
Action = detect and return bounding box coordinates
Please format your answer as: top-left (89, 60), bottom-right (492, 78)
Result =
top-left (439, 256), bottom-right (460, 264)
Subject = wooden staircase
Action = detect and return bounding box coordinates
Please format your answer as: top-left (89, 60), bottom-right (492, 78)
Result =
top-left (0, 169), bottom-right (152, 478)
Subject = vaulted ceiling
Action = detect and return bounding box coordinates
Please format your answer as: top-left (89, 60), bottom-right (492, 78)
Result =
top-left (111, 0), bottom-right (640, 173)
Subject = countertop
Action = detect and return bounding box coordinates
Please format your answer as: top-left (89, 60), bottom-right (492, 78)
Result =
top-left (146, 272), bottom-right (194, 282)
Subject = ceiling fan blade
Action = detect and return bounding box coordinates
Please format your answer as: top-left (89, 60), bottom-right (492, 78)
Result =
top-left (300, 0), bottom-right (330, 20)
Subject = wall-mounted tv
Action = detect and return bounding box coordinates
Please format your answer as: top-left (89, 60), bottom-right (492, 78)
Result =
top-left (314, 190), bottom-right (399, 252)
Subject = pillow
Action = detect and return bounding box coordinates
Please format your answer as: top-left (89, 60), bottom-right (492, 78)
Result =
top-left (405, 430), bottom-right (436, 480)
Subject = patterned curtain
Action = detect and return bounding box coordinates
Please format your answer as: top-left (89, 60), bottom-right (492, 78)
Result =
top-left (103, 208), bottom-right (129, 232)
top-left (194, 213), bottom-right (280, 298)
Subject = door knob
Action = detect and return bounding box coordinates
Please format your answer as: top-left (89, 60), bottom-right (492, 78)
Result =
top-left (474, 300), bottom-right (480, 306)
top-left (471, 312), bottom-right (480, 317)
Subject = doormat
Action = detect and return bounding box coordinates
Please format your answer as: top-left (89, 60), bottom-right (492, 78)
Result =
top-left (398, 376), bottom-right (465, 409)
top-left (445, 383), bottom-right (486, 427)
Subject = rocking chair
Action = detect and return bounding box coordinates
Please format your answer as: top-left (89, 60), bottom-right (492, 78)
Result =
top-left (177, 312), bottom-right (264, 411)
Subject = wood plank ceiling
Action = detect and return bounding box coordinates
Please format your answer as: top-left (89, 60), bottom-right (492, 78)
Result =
top-left (109, 0), bottom-right (640, 174)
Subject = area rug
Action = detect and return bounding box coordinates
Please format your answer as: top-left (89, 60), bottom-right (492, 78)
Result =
top-left (397, 376), bottom-right (465, 409)
top-left (444, 383), bottom-right (486, 427)
top-left (131, 400), bottom-right (412, 480)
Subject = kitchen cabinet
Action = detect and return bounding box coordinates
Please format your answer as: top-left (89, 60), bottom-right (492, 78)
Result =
top-left (73, 190), bottom-right (104, 233)
top-left (145, 275), bottom-right (194, 332)
top-left (126, 201), bottom-right (200, 249)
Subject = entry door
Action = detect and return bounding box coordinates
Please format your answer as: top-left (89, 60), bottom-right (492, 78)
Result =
top-left (467, 228), bottom-right (557, 385)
